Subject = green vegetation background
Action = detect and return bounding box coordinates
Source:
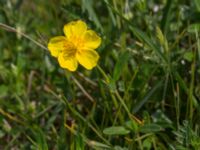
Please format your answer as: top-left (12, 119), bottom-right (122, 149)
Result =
top-left (0, 0), bottom-right (200, 149)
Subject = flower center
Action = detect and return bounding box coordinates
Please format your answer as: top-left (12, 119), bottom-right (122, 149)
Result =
top-left (70, 36), bottom-right (84, 49)
top-left (63, 41), bottom-right (77, 59)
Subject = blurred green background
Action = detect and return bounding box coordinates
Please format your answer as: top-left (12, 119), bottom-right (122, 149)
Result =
top-left (0, 0), bottom-right (200, 149)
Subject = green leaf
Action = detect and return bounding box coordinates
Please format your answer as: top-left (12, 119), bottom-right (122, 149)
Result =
top-left (194, 0), bottom-right (200, 12)
top-left (188, 23), bottom-right (200, 33)
top-left (125, 120), bottom-right (139, 132)
top-left (161, 0), bottom-right (174, 35)
top-left (130, 26), bottom-right (167, 63)
top-left (156, 26), bottom-right (165, 46)
top-left (81, 0), bottom-right (103, 31)
top-left (0, 130), bottom-right (5, 138)
top-left (0, 85), bottom-right (8, 98)
top-left (75, 133), bottom-right (85, 150)
top-left (140, 123), bottom-right (164, 133)
top-left (183, 51), bottom-right (194, 62)
top-left (174, 71), bottom-right (197, 102)
top-left (31, 126), bottom-right (48, 150)
top-left (113, 51), bottom-right (130, 81)
top-left (133, 80), bottom-right (163, 113)
top-left (135, 0), bottom-right (146, 11)
top-left (156, 26), bottom-right (169, 52)
top-left (104, 0), bottom-right (167, 63)
top-left (114, 146), bottom-right (128, 150)
top-left (88, 140), bottom-right (111, 149)
top-left (142, 137), bottom-right (152, 149)
top-left (103, 126), bottom-right (130, 135)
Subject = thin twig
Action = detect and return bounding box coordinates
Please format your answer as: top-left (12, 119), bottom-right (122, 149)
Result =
top-left (71, 76), bottom-right (95, 102)
top-left (0, 108), bottom-right (24, 125)
top-left (27, 70), bottom-right (36, 99)
top-left (77, 72), bottom-right (98, 87)
top-left (0, 22), bottom-right (48, 51)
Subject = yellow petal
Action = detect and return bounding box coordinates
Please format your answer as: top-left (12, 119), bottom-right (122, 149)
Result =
top-left (48, 36), bottom-right (68, 57)
top-left (83, 30), bottom-right (101, 49)
top-left (76, 50), bottom-right (99, 70)
top-left (63, 20), bottom-right (87, 39)
top-left (58, 52), bottom-right (78, 71)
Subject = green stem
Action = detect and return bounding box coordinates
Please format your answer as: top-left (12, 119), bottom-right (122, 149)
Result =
top-left (97, 65), bottom-right (124, 123)
top-left (97, 65), bottom-right (132, 121)
top-left (97, 65), bottom-right (110, 83)
top-left (114, 90), bottom-right (131, 118)
top-left (189, 49), bottom-right (196, 121)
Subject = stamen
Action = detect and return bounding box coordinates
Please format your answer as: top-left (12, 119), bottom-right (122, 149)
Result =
top-left (63, 41), bottom-right (77, 59)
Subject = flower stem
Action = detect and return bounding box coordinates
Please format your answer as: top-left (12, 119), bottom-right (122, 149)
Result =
top-left (97, 65), bottom-right (142, 124)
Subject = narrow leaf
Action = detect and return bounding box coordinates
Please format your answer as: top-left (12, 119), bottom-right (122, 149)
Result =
top-left (140, 123), bottom-right (164, 133)
top-left (103, 126), bottom-right (130, 135)
top-left (133, 80), bottom-right (163, 113)
top-left (31, 126), bottom-right (48, 150)
top-left (113, 51), bottom-right (130, 81)
top-left (188, 23), bottom-right (200, 33)
top-left (194, 0), bottom-right (200, 12)
top-left (130, 26), bottom-right (167, 62)
top-left (88, 140), bottom-right (111, 149)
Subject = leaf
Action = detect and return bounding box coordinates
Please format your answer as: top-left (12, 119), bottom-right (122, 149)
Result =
top-left (135, 0), bottom-right (146, 11)
top-left (156, 26), bottom-right (165, 45)
top-left (0, 85), bottom-right (8, 98)
top-left (161, 0), bottom-right (174, 35)
top-left (88, 140), bottom-right (111, 149)
top-left (174, 72), bottom-right (197, 102)
top-left (130, 26), bottom-right (167, 63)
top-left (156, 26), bottom-right (169, 52)
top-left (174, 71), bottom-right (199, 110)
top-left (133, 80), bottom-right (163, 113)
top-left (31, 126), bottom-right (48, 150)
top-left (113, 51), bottom-right (130, 81)
top-left (125, 120), bottom-right (139, 132)
top-left (140, 123), bottom-right (164, 133)
top-left (106, 4), bottom-right (117, 26)
top-left (142, 137), bottom-right (152, 149)
top-left (103, 0), bottom-right (167, 63)
top-left (187, 23), bottom-right (200, 33)
top-left (81, 0), bottom-right (103, 31)
top-left (103, 126), bottom-right (130, 135)
top-left (114, 146), bottom-right (128, 150)
top-left (194, 0), bottom-right (200, 12)
top-left (183, 51), bottom-right (194, 62)
top-left (75, 133), bottom-right (85, 150)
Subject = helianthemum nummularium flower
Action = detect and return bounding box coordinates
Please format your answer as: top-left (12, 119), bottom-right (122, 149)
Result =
top-left (48, 20), bottom-right (101, 71)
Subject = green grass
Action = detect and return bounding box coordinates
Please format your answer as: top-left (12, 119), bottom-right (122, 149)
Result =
top-left (0, 0), bottom-right (200, 149)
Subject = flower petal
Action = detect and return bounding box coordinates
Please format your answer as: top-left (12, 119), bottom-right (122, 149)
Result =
top-left (63, 20), bottom-right (87, 39)
top-left (76, 50), bottom-right (99, 70)
top-left (83, 30), bottom-right (101, 49)
top-left (58, 52), bottom-right (78, 71)
top-left (48, 36), bottom-right (68, 57)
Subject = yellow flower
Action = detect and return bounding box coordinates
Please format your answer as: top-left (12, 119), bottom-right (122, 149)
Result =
top-left (48, 20), bottom-right (101, 71)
